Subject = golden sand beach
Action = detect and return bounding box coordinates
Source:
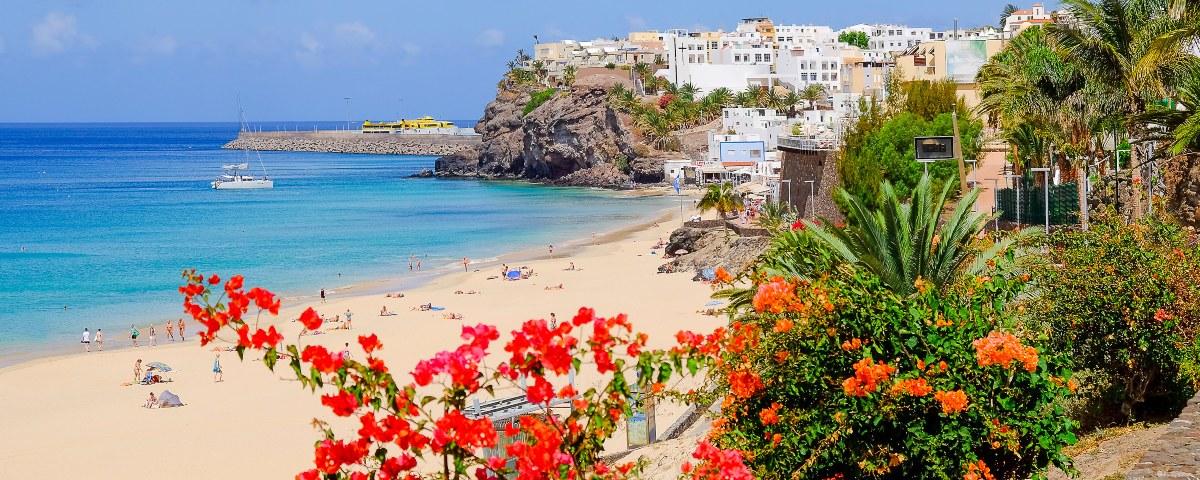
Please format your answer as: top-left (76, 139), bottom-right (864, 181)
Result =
top-left (0, 205), bottom-right (724, 478)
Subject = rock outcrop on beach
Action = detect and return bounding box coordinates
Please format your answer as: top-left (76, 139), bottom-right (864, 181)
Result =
top-left (1165, 155), bottom-right (1200, 227)
top-left (224, 132), bottom-right (479, 156)
top-left (658, 225), bottom-right (771, 277)
top-left (435, 85), bottom-right (666, 186)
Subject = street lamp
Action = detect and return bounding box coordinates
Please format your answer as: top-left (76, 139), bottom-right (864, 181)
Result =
top-left (1031, 167), bottom-right (1051, 234)
top-left (804, 180), bottom-right (816, 219)
top-left (343, 97), bottom-right (353, 131)
top-left (1003, 173), bottom-right (1022, 228)
top-left (990, 178), bottom-right (1000, 232)
top-left (964, 159), bottom-right (977, 212)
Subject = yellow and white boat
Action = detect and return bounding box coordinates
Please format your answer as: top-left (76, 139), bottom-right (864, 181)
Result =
top-left (361, 116), bottom-right (458, 134)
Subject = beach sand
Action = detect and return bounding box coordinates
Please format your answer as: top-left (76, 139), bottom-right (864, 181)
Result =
top-left (0, 204), bottom-right (725, 478)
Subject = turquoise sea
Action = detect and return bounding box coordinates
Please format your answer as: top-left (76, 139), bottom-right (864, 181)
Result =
top-left (0, 122), bottom-right (670, 363)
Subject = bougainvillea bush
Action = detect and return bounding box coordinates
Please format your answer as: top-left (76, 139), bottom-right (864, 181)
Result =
top-left (698, 263), bottom-right (1077, 479)
top-left (179, 270), bottom-right (757, 480)
top-left (1028, 210), bottom-right (1200, 424)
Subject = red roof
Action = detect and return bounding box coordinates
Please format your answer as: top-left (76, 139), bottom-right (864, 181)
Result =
top-left (721, 161), bottom-right (757, 167)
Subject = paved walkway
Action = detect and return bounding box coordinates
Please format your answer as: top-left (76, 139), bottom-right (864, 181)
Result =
top-left (1126, 394), bottom-right (1200, 479)
top-left (972, 148), bottom-right (1008, 218)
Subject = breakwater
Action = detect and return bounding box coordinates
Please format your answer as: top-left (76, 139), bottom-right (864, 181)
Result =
top-left (223, 131), bottom-right (481, 156)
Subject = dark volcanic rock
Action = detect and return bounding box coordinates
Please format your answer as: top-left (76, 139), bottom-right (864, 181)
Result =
top-left (1165, 154), bottom-right (1200, 227)
top-left (436, 85), bottom-right (650, 185)
top-left (664, 227), bottom-right (706, 257)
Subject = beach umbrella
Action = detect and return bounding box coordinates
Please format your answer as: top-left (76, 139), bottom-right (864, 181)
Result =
top-left (146, 362), bottom-right (173, 372)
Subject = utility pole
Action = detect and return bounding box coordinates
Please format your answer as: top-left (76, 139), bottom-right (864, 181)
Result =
top-left (343, 97), bottom-right (352, 131)
top-left (952, 111), bottom-right (967, 194)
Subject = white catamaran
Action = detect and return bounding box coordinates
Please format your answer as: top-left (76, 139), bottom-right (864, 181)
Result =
top-left (213, 106), bottom-right (274, 190)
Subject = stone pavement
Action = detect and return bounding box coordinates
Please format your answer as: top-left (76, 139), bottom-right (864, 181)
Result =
top-left (1127, 394), bottom-right (1200, 479)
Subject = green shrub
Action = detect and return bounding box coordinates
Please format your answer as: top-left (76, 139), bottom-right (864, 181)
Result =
top-left (604, 62), bottom-right (616, 69)
top-left (523, 88), bottom-right (556, 115)
top-left (1028, 210), bottom-right (1200, 424)
top-left (706, 257), bottom-right (1077, 479)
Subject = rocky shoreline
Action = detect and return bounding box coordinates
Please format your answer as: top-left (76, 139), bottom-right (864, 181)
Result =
top-left (223, 131), bottom-right (480, 156)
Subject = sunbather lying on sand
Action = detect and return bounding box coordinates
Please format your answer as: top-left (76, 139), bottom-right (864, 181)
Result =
top-left (414, 303), bottom-right (433, 311)
top-left (143, 392), bottom-right (158, 408)
top-left (544, 284), bottom-right (564, 291)
top-left (385, 292), bottom-right (405, 298)
top-left (453, 290), bottom-right (479, 295)
top-left (442, 312), bottom-right (463, 320)
top-left (380, 306), bottom-right (396, 316)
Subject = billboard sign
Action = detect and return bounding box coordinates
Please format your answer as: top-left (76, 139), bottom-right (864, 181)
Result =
top-left (914, 136), bottom-right (955, 160)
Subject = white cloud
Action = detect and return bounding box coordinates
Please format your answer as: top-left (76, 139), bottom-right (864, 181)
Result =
top-left (136, 34), bottom-right (177, 56)
top-left (334, 21), bottom-right (375, 45)
top-left (401, 42), bottom-right (421, 57)
top-left (31, 11), bottom-right (96, 56)
top-left (477, 28), bottom-right (505, 48)
top-left (627, 16), bottom-right (648, 31)
top-left (294, 32), bottom-right (323, 66)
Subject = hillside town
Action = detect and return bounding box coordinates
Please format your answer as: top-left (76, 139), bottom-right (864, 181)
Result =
top-left (521, 4), bottom-right (1067, 212)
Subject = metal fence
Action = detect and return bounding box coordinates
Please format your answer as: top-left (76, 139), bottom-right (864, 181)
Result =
top-left (995, 179), bottom-right (1080, 225)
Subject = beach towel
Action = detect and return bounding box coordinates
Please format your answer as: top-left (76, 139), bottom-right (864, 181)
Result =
top-left (430, 306), bottom-right (446, 312)
top-left (506, 270), bottom-right (521, 280)
top-left (158, 390), bottom-right (183, 408)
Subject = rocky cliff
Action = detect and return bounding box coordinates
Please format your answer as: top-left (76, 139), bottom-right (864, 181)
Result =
top-left (435, 86), bottom-right (665, 187)
top-left (1165, 155), bottom-right (1200, 227)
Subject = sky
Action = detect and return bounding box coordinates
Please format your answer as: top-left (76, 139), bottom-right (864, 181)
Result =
top-left (0, 1), bottom-right (1058, 123)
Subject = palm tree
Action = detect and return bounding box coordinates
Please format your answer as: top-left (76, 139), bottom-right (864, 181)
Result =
top-left (782, 91), bottom-right (802, 117)
top-left (999, 4), bottom-right (1019, 30)
top-left (1139, 64), bottom-right (1200, 154)
top-left (531, 60), bottom-right (548, 86)
top-left (562, 65), bottom-right (577, 87)
top-left (804, 175), bottom-right (992, 295)
top-left (635, 110), bottom-right (677, 150)
top-left (764, 87), bottom-right (785, 111)
top-left (697, 182), bottom-right (743, 219)
top-left (678, 83), bottom-right (701, 102)
top-left (1049, 0), bottom-right (1197, 219)
top-left (800, 84), bottom-right (827, 110)
top-left (632, 62), bottom-right (651, 95)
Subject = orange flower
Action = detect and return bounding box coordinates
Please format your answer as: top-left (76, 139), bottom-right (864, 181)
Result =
top-left (774, 351), bottom-right (790, 363)
top-left (752, 277), bottom-right (799, 313)
top-left (758, 402), bottom-right (782, 425)
top-left (973, 331), bottom-right (1038, 372)
top-left (714, 266), bottom-right (733, 284)
top-left (729, 368), bottom-right (764, 399)
top-left (890, 378), bottom-right (933, 397)
top-left (916, 359), bottom-right (926, 371)
top-left (934, 313), bottom-right (954, 328)
top-left (773, 318), bottom-right (794, 334)
top-left (934, 390), bottom-right (968, 414)
top-left (842, 358), bottom-right (896, 397)
top-left (840, 338), bottom-right (862, 351)
top-left (963, 460), bottom-right (995, 480)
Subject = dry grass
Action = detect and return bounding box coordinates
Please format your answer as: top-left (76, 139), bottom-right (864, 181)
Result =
top-left (1063, 422), bottom-right (1159, 457)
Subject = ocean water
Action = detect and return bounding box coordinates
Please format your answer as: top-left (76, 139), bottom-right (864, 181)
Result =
top-left (0, 122), bottom-right (670, 362)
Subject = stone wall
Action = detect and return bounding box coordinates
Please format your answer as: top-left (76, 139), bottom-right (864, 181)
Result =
top-left (779, 146), bottom-right (844, 223)
top-left (224, 131), bottom-right (480, 156)
top-left (1126, 393), bottom-right (1200, 479)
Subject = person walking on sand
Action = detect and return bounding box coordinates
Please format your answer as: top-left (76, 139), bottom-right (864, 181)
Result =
top-left (212, 351), bottom-right (223, 382)
top-left (462, 257), bottom-right (470, 272)
top-left (95, 329), bottom-right (104, 351)
top-left (148, 324), bottom-right (157, 346)
top-left (550, 313), bottom-right (558, 329)
top-left (166, 320), bottom-right (175, 342)
top-left (130, 324), bottom-right (140, 347)
top-left (416, 258), bottom-right (422, 271)
top-left (320, 288), bottom-right (326, 303)
top-left (344, 309), bottom-right (353, 330)
top-left (178, 318), bottom-right (186, 341)
top-left (134, 359), bottom-right (143, 383)
top-left (81, 328), bottom-right (91, 352)
top-left (549, 244), bottom-right (554, 255)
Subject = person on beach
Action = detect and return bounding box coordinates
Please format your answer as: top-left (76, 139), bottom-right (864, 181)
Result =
top-left (212, 351), bottom-right (223, 382)
top-left (134, 359), bottom-right (143, 383)
top-left (130, 325), bottom-right (140, 347)
top-left (416, 258), bottom-right (422, 271)
top-left (81, 328), bottom-right (91, 352)
top-left (95, 329), bottom-right (104, 351)
top-left (144, 392), bottom-right (158, 409)
top-left (550, 313), bottom-right (558, 329)
top-left (339, 343), bottom-right (351, 361)
top-left (408, 257), bottom-right (413, 271)
top-left (166, 321), bottom-right (175, 342)
top-left (344, 309), bottom-right (353, 330)
top-left (549, 244), bottom-right (554, 255)
top-left (320, 288), bottom-right (326, 303)
top-left (148, 324), bottom-right (157, 346)
top-left (462, 257), bottom-right (470, 272)
top-left (568, 262), bottom-right (576, 271)
top-left (178, 318), bottom-right (186, 342)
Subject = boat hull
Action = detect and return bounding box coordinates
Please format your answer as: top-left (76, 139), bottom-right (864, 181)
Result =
top-left (212, 179), bottom-right (274, 190)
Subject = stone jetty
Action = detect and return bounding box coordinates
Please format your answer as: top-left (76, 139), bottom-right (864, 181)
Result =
top-left (224, 131), bottom-right (481, 156)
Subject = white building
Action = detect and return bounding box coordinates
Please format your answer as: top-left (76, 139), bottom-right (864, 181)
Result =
top-left (840, 24), bottom-right (932, 53)
top-left (1004, 3), bottom-right (1054, 38)
top-left (774, 25), bottom-right (837, 47)
top-left (774, 44), bottom-right (847, 93)
top-left (721, 107), bottom-right (787, 148)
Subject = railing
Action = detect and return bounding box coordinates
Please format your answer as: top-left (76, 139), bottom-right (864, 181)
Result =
top-left (778, 136), bottom-right (837, 151)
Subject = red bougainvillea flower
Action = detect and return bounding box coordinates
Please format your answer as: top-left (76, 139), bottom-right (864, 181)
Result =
top-left (312, 438), bottom-right (369, 474)
top-left (207, 274), bottom-right (221, 285)
top-left (681, 440), bottom-right (753, 480)
top-left (973, 331), bottom-right (1038, 372)
top-left (301, 345), bottom-right (342, 373)
top-left (759, 402), bottom-right (782, 425)
top-left (358, 334), bottom-right (382, 354)
top-left (430, 409), bottom-right (497, 454)
top-left (791, 219), bottom-right (806, 231)
top-left (299, 307), bottom-right (322, 331)
top-left (321, 390), bottom-right (359, 417)
top-left (1155, 308), bottom-right (1173, 323)
top-left (963, 459), bottom-right (996, 480)
top-left (890, 378), bottom-right (933, 397)
top-left (250, 326), bottom-right (284, 349)
top-left (841, 358), bottom-right (896, 397)
top-left (934, 390), bottom-right (969, 414)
